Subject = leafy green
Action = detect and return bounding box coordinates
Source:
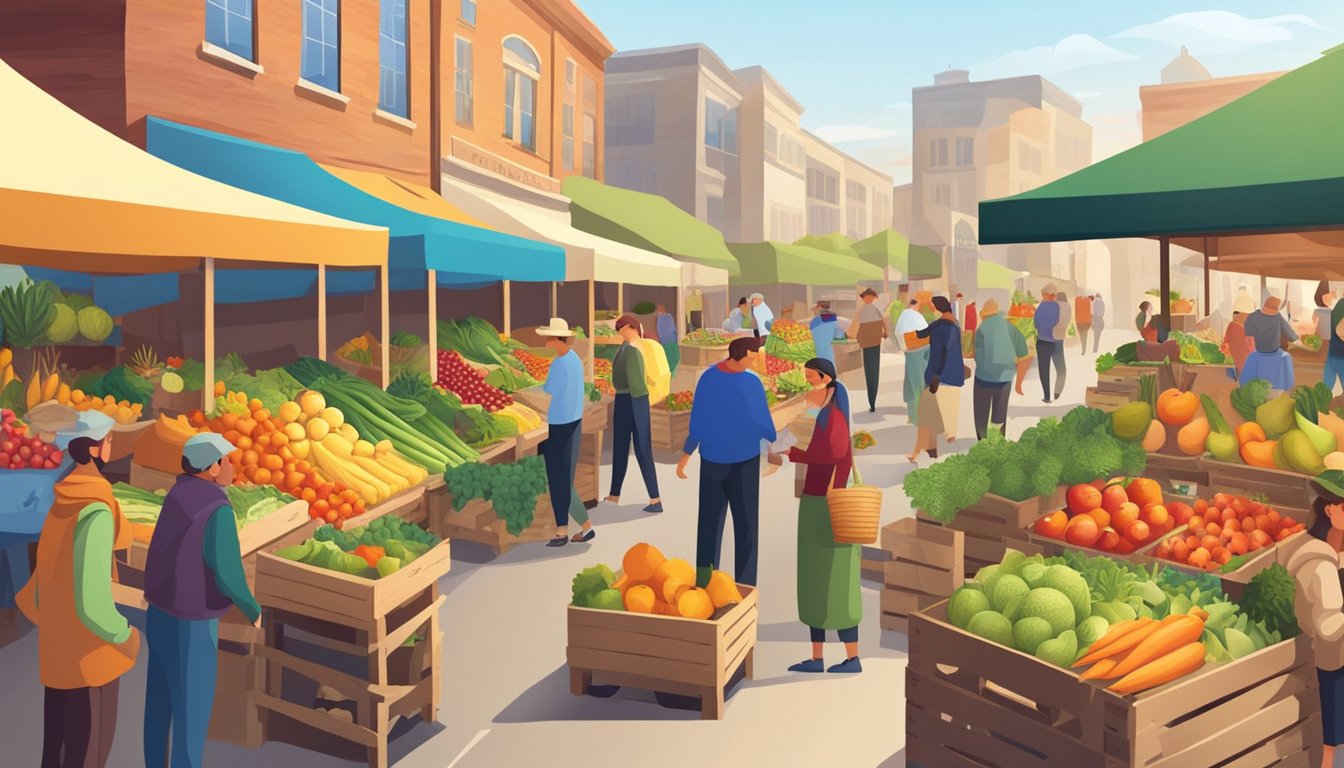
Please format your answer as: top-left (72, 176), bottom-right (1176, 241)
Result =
top-left (222, 367), bottom-right (304, 412)
top-left (584, 382), bottom-right (602, 403)
top-left (174, 359), bottom-right (206, 392)
top-left (215, 352), bottom-right (249, 381)
top-left (904, 453), bottom-right (991, 523)
top-left (1113, 342), bottom-right (1138, 364)
top-left (1292, 383), bottom-right (1335, 423)
top-left (571, 564), bottom-right (617, 607)
top-left (775, 369), bottom-right (810, 395)
top-left (0, 380), bottom-right (24, 415)
top-left (113, 482), bottom-right (166, 523)
top-left (88, 366), bottom-right (154, 407)
top-left (1095, 353), bottom-right (1117, 373)
top-left (438, 317), bottom-right (510, 366)
top-left (391, 330), bottom-right (423, 348)
top-left (0, 279), bottom-right (57, 349)
top-left (1240, 564), bottom-right (1300, 639)
top-left (226, 484), bottom-right (297, 528)
top-left (1230, 379), bottom-right (1271, 422)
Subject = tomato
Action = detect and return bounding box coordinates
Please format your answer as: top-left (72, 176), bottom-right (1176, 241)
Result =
top-left (18, 446), bottom-right (31, 460)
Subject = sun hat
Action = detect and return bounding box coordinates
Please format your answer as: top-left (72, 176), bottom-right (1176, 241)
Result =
top-left (1313, 470), bottom-right (1344, 501)
top-left (535, 317), bottom-right (576, 338)
top-left (182, 432), bottom-right (236, 471)
top-left (53, 410), bottom-right (114, 450)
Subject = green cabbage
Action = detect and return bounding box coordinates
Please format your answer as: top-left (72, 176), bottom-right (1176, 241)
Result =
top-left (76, 306), bottom-right (114, 342)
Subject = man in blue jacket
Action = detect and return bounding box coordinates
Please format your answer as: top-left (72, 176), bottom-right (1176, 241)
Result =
top-left (1033, 282), bottom-right (1062, 403)
top-left (677, 337), bottom-right (777, 587)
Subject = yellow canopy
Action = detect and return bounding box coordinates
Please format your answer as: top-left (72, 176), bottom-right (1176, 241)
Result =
top-left (0, 58), bottom-right (387, 273)
top-left (319, 165), bottom-right (493, 230)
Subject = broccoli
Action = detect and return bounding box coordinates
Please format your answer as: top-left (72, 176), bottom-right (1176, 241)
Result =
top-left (904, 453), bottom-right (991, 522)
top-left (1059, 433), bottom-right (1124, 486)
top-left (1116, 437), bottom-right (1148, 477)
top-left (1061, 406), bottom-right (1109, 438)
top-left (571, 564), bottom-right (616, 607)
top-left (988, 462), bottom-right (1031, 501)
top-left (1031, 454), bottom-right (1064, 497)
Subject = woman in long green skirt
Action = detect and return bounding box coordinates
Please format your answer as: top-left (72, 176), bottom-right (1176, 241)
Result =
top-left (771, 357), bottom-right (862, 673)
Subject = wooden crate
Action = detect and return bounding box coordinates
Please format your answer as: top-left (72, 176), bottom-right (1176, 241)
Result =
top-left (834, 341), bottom-right (862, 374)
top-left (907, 600), bottom-right (1321, 768)
top-left (1085, 387), bottom-right (1134, 412)
top-left (129, 462), bottom-right (177, 492)
top-left (1199, 459), bottom-right (1314, 509)
top-left (861, 546), bottom-right (891, 583)
top-left (567, 585), bottom-right (758, 720)
top-left (770, 394), bottom-right (808, 432)
top-left (209, 622), bottom-right (265, 748)
top-left (917, 487), bottom-right (1065, 575)
top-left (1144, 452), bottom-right (1210, 496)
top-left (880, 518), bottom-right (964, 632)
top-left (1141, 523), bottom-right (1309, 604)
top-left (1098, 364), bottom-right (1160, 384)
top-left (510, 424), bottom-right (548, 460)
top-left (434, 493), bottom-right (556, 556)
top-left (679, 343), bottom-right (730, 369)
top-left (340, 486), bottom-right (427, 532)
top-left (649, 406), bottom-right (691, 451)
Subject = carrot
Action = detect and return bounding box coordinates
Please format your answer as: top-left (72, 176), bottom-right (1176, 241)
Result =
top-left (1107, 614), bottom-right (1206, 679)
top-left (1078, 657), bottom-right (1122, 681)
top-left (1073, 618), bottom-right (1151, 667)
top-left (1075, 616), bottom-right (1171, 666)
top-left (1107, 641), bottom-right (1206, 694)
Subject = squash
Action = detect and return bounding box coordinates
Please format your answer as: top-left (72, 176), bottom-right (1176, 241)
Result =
top-left (1176, 417), bottom-right (1210, 456)
top-left (1235, 421), bottom-right (1266, 445)
top-left (706, 570), bottom-right (743, 608)
top-left (623, 584), bottom-right (655, 613)
top-left (652, 557), bottom-right (695, 596)
top-left (1240, 439), bottom-right (1278, 468)
top-left (622, 543), bottom-right (666, 581)
top-left (661, 579), bottom-right (692, 604)
top-left (677, 588), bottom-right (715, 620)
top-left (1141, 420), bottom-right (1165, 452)
top-left (1156, 388), bottom-right (1199, 426)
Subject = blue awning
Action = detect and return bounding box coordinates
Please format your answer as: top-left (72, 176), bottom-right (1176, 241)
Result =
top-left (144, 117), bottom-right (565, 283)
top-left (24, 267), bottom-right (180, 316)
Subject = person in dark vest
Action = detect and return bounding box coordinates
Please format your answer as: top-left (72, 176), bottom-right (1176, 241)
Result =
top-left (142, 432), bottom-right (260, 768)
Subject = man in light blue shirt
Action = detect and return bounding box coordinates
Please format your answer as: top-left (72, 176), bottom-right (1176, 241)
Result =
top-left (1033, 282), bottom-right (1062, 403)
top-left (537, 318), bottom-right (592, 546)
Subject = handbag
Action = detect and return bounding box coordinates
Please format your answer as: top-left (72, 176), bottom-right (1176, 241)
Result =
top-left (827, 464), bottom-right (881, 544)
top-left (902, 330), bottom-right (929, 351)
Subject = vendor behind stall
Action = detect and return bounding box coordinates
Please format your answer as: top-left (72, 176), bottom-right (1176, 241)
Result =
top-left (1242, 295), bottom-right (1298, 391)
top-left (1222, 293), bottom-right (1256, 380)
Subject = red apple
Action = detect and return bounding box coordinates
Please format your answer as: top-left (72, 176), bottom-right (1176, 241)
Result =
top-left (1066, 484), bottom-right (1103, 516)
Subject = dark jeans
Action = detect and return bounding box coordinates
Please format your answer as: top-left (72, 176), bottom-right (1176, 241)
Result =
top-left (696, 456), bottom-right (761, 586)
top-left (810, 626), bottom-right (859, 643)
top-left (542, 419), bottom-right (586, 528)
top-left (973, 380), bottom-right (1012, 440)
top-left (144, 606), bottom-right (218, 768)
top-left (862, 345), bottom-right (881, 409)
top-left (43, 678), bottom-right (119, 768)
top-left (1036, 339), bottom-right (1066, 398)
top-left (610, 393), bottom-right (659, 499)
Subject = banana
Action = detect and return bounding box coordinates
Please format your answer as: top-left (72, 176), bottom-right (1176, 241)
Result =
top-left (56, 383), bottom-right (71, 405)
top-left (42, 373), bottom-right (59, 402)
top-left (26, 376), bottom-right (41, 409)
top-left (0, 348), bottom-right (10, 368)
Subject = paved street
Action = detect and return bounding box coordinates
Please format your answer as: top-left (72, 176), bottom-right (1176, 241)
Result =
top-left (0, 332), bottom-right (1125, 768)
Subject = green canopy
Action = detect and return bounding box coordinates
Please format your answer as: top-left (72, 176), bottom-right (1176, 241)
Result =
top-left (794, 232), bottom-right (858, 256)
top-left (853, 229), bottom-right (943, 278)
top-left (727, 241), bottom-right (883, 286)
top-left (979, 46), bottom-right (1344, 245)
top-left (977, 259), bottom-right (1026, 290)
top-left (563, 176), bottom-right (740, 275)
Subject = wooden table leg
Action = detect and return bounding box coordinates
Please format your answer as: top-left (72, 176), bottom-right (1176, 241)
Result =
top-left (700, 685), bottom-right (724, 720)
top-left (744, 648), bottom-right (755, 680)
top-left (570, 668), bottom-right (592, 696)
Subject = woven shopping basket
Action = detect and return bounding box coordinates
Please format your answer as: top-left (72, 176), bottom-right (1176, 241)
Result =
top-left (827, 464), bottom-right (881, 544)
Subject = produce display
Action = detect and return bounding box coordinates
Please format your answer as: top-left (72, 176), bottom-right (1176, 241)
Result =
top-left (277, 518), bottom-right (442, 580)
top-left (435, 350), bottom-right (513, 411)
top-left (1150, 493), bottom-right (1305, 570)
top-left (511, 349), bottom-right (552, 381)
top-left (438, 317), bottom-right (523, 366)
top-left (947, 548), bottom-right (1289, 693)
top-left (683, 329), bottom-right (732, 346)
top-left (592, 358), bottom-right (616, 397)
top-left (665, 391), bottom-right (693, 412)
top-left (1008, 290), bottom-right (1037, 318)
top-left (1, 280), bottom-right (58, 348)
top-left (1205, 380), bottom-right (1343, 473)
top-left (0, 408), bottom-right (63, 470)
top-left (443, 456), bottom-right (547, 535)
top-left (764, 321), bottom-right (815, 363)
top-left (113, 482), bottom-right (298, 531)
top-left (853, 431), bottom-right (876, 450)
top-left (1170, 330), bottom-right (1227, 365)
top-left (570, 542), bottom-right (743, 619)
top-left (484, 362), bottom-right (540, 394)
top-left (1300, 334), bottom-right (1323, 352)
top-left (774, 369), bottom-right (810, 395)
top-left (1032, 479), bottom-right (1176, 554)
top-left (594, 325), bottom-right (619, 339)
top-left (336, 334), bottom-right (374, 365)
top-left (391, 331), bottom-right (422, 349)
top-left (763, 354), bottom-right (796, 376)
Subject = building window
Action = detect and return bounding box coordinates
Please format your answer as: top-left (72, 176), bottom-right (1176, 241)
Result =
top-left (929, 137), bottom-right (949, 168)
top-left (806, 165), bottom-right (839, 204)
top-left (582, 75), bottom-right (597, 177)
top-left (704, 97), bottom-right (736, 153)
top-left (1018, 143), bottom-right (1042, 174)
top-left (606, 94), bottom-right (654, 147)
top-left (609, 162), bottom-right (658, 194)
top-left (706, 195), bottom-right (724, 231)
top-left (206, 0), bottom-right (254, 61)
top-left (778, 134), bottom-right (804, 170)
top-left (301, 0), bottom-right (340, 92)
top-left (377, 0), bottom-right (408, 117)
top-left (454, 37), bottom-right (473, 125)
top-left (764, 123), bottom-right (778, 156)
top-left (846, 179), bottom-right (866, 203)
top-left (460, 0), bottom-right (476, 25)
top-left (807, 203), bottom-right (840, 235)
top-left (503, 37), bottom-right (540, 151)
top-left (956, 137), bottom-right (974, 166)
top-left (930, 182), bottom-right (952, 207)
top-left (561, 59), bottom-right (576, 171)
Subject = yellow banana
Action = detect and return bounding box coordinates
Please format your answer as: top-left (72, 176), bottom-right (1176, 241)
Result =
top-left (42, 373), bottom-right (60, 402)
top-left (0, 348), bottom-right (11, 368)
top-left (26, 376), bottom-right (42, 409)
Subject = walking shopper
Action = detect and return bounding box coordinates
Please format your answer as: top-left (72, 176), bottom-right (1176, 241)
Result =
top-left (896, 299), bottom-right (930, 425)
top-left (1076, 293), bottom-right (1094, 354)
top-left (973, 300), bottom-right (1030, 439)
top-left (1052, 290), bottom-right (1071, 397)
top-left (677, 337), bottom-right (777, 587)
top-left (1034, 283), bottom-right (1062, 403)
top-left (773, 358), bottom-right (862, 675)
top-left (808, 301), bottom-right (842, 365)
top-left (906, 297), bottom-right (964, 461)
top-left (748, 293), bottom-right (775, 339)
top-left (537, 319), bottom-right (592, 547)
top-left (142, 432), bottom-right (261, 768)
top-left (1222, 294), bottom-right (1256, 380)
top-left (607, 315), bottom-right (663, 513)
top-left (655, 303), bottom-right (680, 374)
top-left (723, 297), bottom-right (749, 333)
top-left (1091, 293), bottom-right (1106, 352)
top-left (17, 410), bottom-right (138, 768)
top-left (1241, 296), bottom-right (1299, 392)
top-left (851, 288), bottom-right (889, 413)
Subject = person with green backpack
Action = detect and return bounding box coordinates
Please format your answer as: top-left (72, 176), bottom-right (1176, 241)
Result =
top-left (972, 299), bottom-right (1030, 440)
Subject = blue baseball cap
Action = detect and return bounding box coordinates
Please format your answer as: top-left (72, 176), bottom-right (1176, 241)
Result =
top-left (54, 410), bottom-right (115, 450)
top-left (182, 432), bottom-right (236, 470)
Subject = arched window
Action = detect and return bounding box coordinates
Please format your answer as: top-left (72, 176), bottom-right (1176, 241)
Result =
top-left (954, 220), bottom-right (977, 250)
top-left (503, 36), bottom-right (540, 151)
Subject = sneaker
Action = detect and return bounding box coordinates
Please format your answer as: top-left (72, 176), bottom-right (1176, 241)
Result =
top-left (545, 536), bottom-right (568, 547)
top-left (827, 657), bottom-right (863, 674)
top-left (643, 502), bottom-right (664, 514)
top-left (788, 658), bottom-right (825, 673)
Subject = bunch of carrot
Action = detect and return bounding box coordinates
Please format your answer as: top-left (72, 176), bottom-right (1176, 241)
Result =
top-left (1073, 610), bottom-right (1208, 694)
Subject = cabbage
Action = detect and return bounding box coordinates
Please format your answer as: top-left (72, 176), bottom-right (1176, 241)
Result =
top-left (47, 304), bottom-right (79, 344)
top-left (76, 306), bottom-right (114, 342)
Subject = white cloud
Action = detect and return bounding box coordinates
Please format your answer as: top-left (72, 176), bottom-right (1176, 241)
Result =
top-left (1115, 11), bottom-right (1323, 55)
top-left (884, 100), bottom-right (911, 110)
top-left (976, 34), bottom-right (1139, 79)
top-left (1073, 91), bottom-right (1102, 99)
top-left (813, 125), bottom-right (900, 143)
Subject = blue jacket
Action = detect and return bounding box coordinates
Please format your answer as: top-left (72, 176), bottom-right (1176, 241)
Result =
top-left (921, 318), bottom-right (965, 387)
top-left (809, 313), bottom-right (842, 363)
top-left (684, 364), bottom-right (777, 464)
top-left (1034, 300), bottom-right (1060, 343)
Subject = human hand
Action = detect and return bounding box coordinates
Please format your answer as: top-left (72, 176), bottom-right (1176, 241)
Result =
top-left (676, 452), bottom-right (691, 480)
top-left (929, 376), bottom-right (940, 395)
top-left (767, 452), bottom-right (784, 467)
top-left (119, 626), bottom-right (141, 659)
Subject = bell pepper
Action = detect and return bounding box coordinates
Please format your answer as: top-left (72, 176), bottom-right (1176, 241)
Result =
top-left (352, 544), bottom-right (385, 568)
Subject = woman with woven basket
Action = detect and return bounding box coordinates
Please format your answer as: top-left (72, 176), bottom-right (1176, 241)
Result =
top-left (770, 358), bottom-right (864, 674)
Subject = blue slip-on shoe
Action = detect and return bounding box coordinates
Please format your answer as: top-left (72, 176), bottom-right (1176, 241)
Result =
top-left (570, 529), bottom-right (595, 543)
top-left (788, 658), bottom-right (825, 673)
top-left (827, 657), bottom-right (863, 674)
top-left (643, 503), bottom-right (664, 513)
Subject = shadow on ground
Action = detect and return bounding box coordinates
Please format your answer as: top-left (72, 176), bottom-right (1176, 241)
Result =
top-left (494, 666), bottom-right (713, 724)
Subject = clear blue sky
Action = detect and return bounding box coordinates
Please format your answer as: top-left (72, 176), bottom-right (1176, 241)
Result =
top-left (576, 0), bottom-right (1342, 184)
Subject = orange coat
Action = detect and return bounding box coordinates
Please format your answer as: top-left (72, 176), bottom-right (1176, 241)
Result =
top-left (1075, 296), bottom-right (1093, 325)
top-left (16, 464), bottom-right (136, 689)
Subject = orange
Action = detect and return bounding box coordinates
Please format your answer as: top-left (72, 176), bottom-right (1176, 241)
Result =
top-left (1065, 515), bottom-right (1100, 547)
top-left (1188, 547), bottom-right (1211, 568)
top-left (1123, 520), bottom-right (1151, 545)
top-left (1142, 504), bottom-right (1169, 529)
top-left (1088, 509), bottom-right (1111, 530)
top-left (1124, 478), bottom-right (1163, 509)
top-left (1096, 527), bottom-right (1120, 551)
top-left (1113, 502), bottom-right (1141, 531)
top-left (1034, 511), bottom-right (1068, 540)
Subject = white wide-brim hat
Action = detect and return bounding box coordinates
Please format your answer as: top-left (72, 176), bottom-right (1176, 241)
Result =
top-left (535, 317), bottom-right (576, 338)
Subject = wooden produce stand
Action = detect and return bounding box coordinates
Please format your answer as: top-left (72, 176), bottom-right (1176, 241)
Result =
top-left (879, 518), bottom-right (963, 632)
top-left (649, 403), bottom-right (691, 451)
top-left (510, 424), bottom-right (548, 460)
top-left (107, 419), bottom-right (153, 463)
top-left (916, 487), bottom-right (1064, 576)
top-left (253, 536), bottom-right (450, 768)
top-left (833, 340), bottom-right (861, 376)
top-left (1144, 452), bottom-right (1210, 497)
top-left (1084, 385), bottom-right (1136, 412)
top-left (907, 601), bottom-right (1321, 768)
top-left (679, 342), bottom-right (730, 370)
top-left (432, 492), bottom-right (556, 556)
top-left (567, 585), bottom-right (758, 720)
top-left (1198, 457), bottom-right (1314, 509)
top-left (769, 393), bottom-right (808, 432)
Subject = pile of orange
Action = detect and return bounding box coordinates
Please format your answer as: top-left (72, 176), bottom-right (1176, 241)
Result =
top-left (1152, 493), bottom-right (1304, 570)
top-left (1033, 478), bottom-right (1176, 554)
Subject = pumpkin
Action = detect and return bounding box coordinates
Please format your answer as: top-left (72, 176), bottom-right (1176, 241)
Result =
top-left (1156, 388), bottom-right (1199, 426)
top-left (706, 570), bottom-right (743, 608)
top-left (1240, 439), bottom-right (1278, 468)
top-left (623, 543), bottom-right (666, 582)
top-left (677, 588), bottom-right (715, 620)
top-left (1177, 417), bottom-right (1210, 456)
top-left (624, 584), bottom-right (656, 613)
top-left (1141, 420), bottom-right (1166, 452)
top-left (1235, 421), bottom-right (1266, 445)
top-left (652, 557), bottom-right (694, 596)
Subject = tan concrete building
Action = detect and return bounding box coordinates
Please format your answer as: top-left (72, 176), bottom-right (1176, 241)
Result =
top-left (911, 68), bottom-right (1093, 292)
top-left (734, 66), bottom-right (807, 243)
